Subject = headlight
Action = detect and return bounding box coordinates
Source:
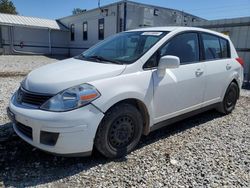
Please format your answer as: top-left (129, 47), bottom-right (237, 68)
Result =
top-left (40, 84), bottom-right (100, 112)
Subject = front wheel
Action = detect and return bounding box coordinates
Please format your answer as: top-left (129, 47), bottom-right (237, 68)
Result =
top-left (217, 82), bottom-right (239, 114)
top-left (94, 103), bottom-right (143, 158)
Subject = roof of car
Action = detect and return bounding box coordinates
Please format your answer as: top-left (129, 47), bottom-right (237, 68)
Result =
top-left (128, 26), bottom-right (230, 39)
top-left (128, 26), bottom-right (180, 32)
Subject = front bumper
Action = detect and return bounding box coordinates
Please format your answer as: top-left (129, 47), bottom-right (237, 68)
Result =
top-left (8, 95), bottom-right (104, 156)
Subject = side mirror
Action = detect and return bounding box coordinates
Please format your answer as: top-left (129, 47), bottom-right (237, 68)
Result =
top-left (157, 55), bottom-right (180, 77)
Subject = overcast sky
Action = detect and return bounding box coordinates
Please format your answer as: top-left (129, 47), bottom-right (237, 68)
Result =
top-left (11, 0), bottom-right (250, 20)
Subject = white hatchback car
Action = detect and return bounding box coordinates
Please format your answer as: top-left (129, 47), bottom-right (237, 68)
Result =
top-left (8, 27), bottom-right (244, 158)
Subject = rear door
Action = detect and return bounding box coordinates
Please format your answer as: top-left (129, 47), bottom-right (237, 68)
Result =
top-left (149, 32), bottom-right (206, 123)
top-left (200, 33), bottom-right (232, 105)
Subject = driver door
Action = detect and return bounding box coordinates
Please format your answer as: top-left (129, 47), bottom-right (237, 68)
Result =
top-left (150, 32), bottom-right (206, 124)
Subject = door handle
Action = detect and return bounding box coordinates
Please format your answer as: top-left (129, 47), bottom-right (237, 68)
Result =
top-left (195, 69), bottom-right (204, 77)
top-left (226, 64), bottom-right (232, 70)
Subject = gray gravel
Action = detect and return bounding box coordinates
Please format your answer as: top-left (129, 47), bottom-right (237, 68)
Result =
top-left (0, 55), bottom-right (64, 77)
top-left (0, 77), bottom-right (23, 124)
top-left (0, 56), bottom-right (249, 187)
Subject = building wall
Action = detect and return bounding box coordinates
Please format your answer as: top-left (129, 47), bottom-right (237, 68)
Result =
top-left (58, 1), bottom-right (204, 56)
top-left (0, 25), bottom-right (69, 55)
top-left (59, 3), bottom-right (122, 56)
top-left (125, 1), bottom-right (204, 30)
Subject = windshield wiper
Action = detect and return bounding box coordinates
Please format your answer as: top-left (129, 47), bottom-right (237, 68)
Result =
top-left (74, 54), bottom-right (86, 60)
top-left (87, 55), bottom-right (123, 65)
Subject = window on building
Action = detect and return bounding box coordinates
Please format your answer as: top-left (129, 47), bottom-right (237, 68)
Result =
top-left (154, 9), bottom-right (159, 16)
top-left (98, 18), bottom-right (104, 40)
top-left (119, 18), bottom-right (123, 32)
top-left (70, 24), bottom-right (75, 41)
top-left (202, 33), bottom-right (221, 60)
top-left (83, 22), bottom-right (88, 40)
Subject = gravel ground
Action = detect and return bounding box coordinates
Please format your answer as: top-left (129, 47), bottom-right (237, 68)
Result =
top-left (0, 55), bottom-right (64, 77)
top-left (0, 56), bottom-right (249, 187)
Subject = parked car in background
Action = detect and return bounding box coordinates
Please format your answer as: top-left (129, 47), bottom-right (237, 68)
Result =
top-left (8, 27), bottom-right (244, 158)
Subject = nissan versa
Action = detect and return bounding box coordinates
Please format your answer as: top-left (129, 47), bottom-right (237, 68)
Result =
top-left (8, 27), bottom-right (244, 158)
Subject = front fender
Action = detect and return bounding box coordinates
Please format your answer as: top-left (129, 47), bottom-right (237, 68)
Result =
top-left (90, 71), bottom-right (154, 126)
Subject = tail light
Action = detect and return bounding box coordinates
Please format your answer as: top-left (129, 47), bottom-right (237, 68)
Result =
top-left (236, 57), bottom-right (244, 67)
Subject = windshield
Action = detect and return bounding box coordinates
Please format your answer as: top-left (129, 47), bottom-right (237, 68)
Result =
top-left (75, 31), bottom-right (168, 64)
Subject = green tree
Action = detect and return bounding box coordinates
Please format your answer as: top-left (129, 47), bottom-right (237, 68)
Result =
top-left (72, 8), bottom-right (86, 15)
top-left (0, 0), bottom-right (18, 15)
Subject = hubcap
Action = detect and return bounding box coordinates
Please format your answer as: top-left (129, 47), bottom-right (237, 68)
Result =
top-left (108, 116), bottom-right (135, 149)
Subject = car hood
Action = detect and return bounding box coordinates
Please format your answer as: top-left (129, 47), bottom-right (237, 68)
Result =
top-left (23, 58), bottom-right (126, 94)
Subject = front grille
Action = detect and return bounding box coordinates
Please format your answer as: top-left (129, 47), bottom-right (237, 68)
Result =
top-left (16, 122), bottom-right (33, 140)
top-left (16, 87), bottom-right (53, 107)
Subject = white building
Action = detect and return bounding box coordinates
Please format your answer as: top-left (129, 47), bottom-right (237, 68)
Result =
top-left (59, 0), bottom-right (204, 55)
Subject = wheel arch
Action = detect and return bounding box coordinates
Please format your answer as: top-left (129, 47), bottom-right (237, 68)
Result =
top-left (101, 98), bottom-right (151, 136)
top-left (221, 73), bottom-right (241, 100)
top-left (231, 79), bottom-right (240, 99)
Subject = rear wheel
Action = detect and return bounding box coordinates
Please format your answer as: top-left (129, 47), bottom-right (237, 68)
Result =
top-left (95, 103), bottom-right (143, 158)
top-left (217, 82), bottom-right (239, 114)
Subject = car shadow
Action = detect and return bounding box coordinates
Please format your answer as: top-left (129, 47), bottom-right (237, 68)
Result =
top-left (0, 110), bottom-right (223, 187)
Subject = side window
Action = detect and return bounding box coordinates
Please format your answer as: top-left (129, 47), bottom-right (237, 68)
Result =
top-left (202, 34), bottom-right (221, 60)
top-left (160, 33), bottom-right (200, 64)
top-left (98, 18), bottom-right (104, 40)
top-left (83, 22), bottom-right (88, 41)
top-left (144, 33), bottom-right (200, 69)
top-left (70, 24), bottom-right (75, 41)
top-left (220, 38), bottom-right (230, 58)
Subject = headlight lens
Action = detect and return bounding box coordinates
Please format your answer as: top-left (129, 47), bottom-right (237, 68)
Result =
top-left (40, 84), bottom-right (100, 112)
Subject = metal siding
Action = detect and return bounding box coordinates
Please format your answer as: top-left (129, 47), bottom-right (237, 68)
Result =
top-left (1, 25), bottom-right (69, 55)
top-left (125, 2), bottom-right (204, 30)
top-left (238, 26), bottom-right (248, 48)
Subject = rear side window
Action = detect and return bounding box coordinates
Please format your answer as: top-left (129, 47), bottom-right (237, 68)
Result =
top-left (202, 33), bottom-right (230, 60)
top-left (160, 32), bottom-right (200, 64)
top-left (202, 34), bottom-right (221, 60)
top-left (220, 38), bottom-right (230, 58)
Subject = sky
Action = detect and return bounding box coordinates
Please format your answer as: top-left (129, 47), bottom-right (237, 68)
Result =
top-left (11, 0), bottom-right (250, 20)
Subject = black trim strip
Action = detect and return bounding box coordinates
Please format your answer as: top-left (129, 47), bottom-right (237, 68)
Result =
top-left (150, 103), bottom-right (220, 132)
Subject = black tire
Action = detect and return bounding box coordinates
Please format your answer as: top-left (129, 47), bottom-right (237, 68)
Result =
top-left (217, 82), bottom-right (239, 114)
top-left (94, 103), bottom-right (143, 158)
